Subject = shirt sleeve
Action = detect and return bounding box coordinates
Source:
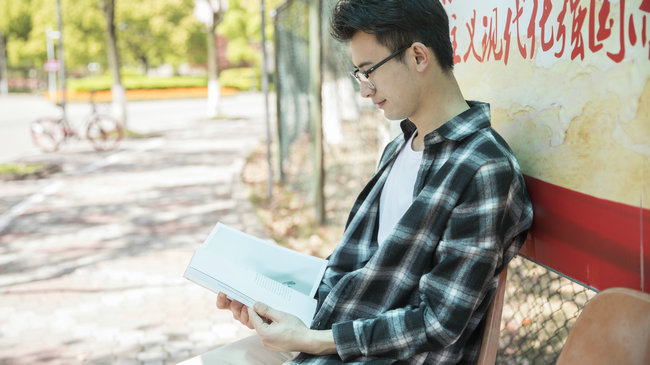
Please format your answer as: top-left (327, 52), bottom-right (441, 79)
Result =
top-left (331, 160), bottom-right (529, 361)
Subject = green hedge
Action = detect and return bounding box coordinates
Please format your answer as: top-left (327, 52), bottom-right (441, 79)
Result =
top-left (219, 67), bottom-right (261, 91)
top-left (68, 75), bottom-right (207, 92)
top-left (67, 68), bottom-right (264, 92)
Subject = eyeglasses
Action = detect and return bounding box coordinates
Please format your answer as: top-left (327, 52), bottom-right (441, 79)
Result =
top-left (350, 44), bottom-right (411, 90)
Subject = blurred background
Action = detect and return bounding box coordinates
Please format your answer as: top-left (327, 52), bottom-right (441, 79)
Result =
top-left (0, 0), bottom-right (272, 99)
top-left (1, 0), bottom-right (648, 364)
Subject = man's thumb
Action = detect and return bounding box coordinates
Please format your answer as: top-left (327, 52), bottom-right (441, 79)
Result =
top-left (254, 302), bottom-right (280, 322)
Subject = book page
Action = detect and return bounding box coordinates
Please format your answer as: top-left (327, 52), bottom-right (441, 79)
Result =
top-left (255, 273), bottom-right (291, 300)
top-left (183, 223), bottom-right (327, 326)
top-left (198, 223), bottom-right (328, 297)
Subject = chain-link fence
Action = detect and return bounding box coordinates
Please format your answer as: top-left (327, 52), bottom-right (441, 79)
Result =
top-left (499, 256), bottom-right (597, 364)
top-left (273, 0), bottom-right (311, 179)
top-left (274, 0), bottom-right (387, 193)
top-left (272, 0), bottom-right (598, 362)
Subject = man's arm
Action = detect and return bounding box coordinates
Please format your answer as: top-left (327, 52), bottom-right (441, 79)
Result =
top-left (248, 302), bottom-right (337, 355)
top-left (217, 292), bottom-right (337, 355)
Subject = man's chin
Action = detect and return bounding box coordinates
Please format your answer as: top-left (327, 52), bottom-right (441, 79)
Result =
top-left (381, 109), bottom-right (405, 121)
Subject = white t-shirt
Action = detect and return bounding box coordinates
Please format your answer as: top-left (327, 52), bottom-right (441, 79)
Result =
top-left (378, 132), bottom-right (423, 245)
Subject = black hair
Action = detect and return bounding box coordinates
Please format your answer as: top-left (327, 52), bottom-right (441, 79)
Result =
top-left (330, 0), bottom-right (454, 71)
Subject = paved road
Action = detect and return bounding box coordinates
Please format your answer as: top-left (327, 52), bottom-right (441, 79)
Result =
top-left (0, 93), bottom-right (273, 364)
top-left (0, 95), bottom-right (57, 161)
top-left (0, 94), bottom-right (263, 163)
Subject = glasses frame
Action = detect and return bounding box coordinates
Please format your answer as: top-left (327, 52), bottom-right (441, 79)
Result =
top-left (350, 44), bottom-right (411, 90)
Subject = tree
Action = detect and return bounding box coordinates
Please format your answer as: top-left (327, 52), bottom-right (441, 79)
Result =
top-left (0, 29), bottom-right (8, 95)
top-left (100, 0), bottom-right (127, 126)
top-left (0, 0), bottom-right (286, 96)
top-left (194, 0), bottom-right (228, 118)
top-left (116, 0), bottom-right (205, 73)
top-left (0, 0), bottom-right (34, 94)
top-left (0, 0), bottom-right (106, 80)
top-left (62, 0), bottom-right (106, 74)
top-left (219, 0), bottom-right (260, 68)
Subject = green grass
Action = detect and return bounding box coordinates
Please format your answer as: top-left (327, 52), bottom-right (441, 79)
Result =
top-left (122, 129), bottom-right (163, 139)
top-left (0, 163), bottom-right (43, 175)
top-left (209, 115), bottom-right (247, 121)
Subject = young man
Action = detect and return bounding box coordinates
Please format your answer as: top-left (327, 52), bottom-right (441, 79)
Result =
top-left (214, 0), bottom-right (533, 363)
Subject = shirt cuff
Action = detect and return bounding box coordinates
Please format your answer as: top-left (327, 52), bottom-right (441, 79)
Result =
top-left (332, 320), bottom-right (363, 360)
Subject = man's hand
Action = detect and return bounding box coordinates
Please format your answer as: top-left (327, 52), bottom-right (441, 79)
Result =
top-left (248, 302), bottom-right (337, 355)
top-left (216, 292), bottom-right (254, 329)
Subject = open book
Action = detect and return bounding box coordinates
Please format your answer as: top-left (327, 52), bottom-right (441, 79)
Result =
top-left (183, 222), bottom-right (329, 326)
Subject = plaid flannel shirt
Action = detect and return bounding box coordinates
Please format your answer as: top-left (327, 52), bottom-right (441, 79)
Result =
top-left (288, 101), bottom-right (533, 364)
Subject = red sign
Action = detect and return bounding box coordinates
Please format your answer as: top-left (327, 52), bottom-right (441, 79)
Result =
top-left (44, 59), bottom-right (60, 72)
top-left (443, 0), bottom-right (650, 64)
top-left (521, 176), bottom-right (650, 293)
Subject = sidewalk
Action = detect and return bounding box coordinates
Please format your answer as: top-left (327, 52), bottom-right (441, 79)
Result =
top-left (0, 94), bottom-right (271, 364)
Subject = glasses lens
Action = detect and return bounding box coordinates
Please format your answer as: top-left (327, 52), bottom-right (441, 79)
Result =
top-left (350, 71), bottom-right (374, 90)
top-left (359, 73), bottom-right (374, 90)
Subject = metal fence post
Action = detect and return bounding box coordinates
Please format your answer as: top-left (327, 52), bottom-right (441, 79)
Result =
top-left (309, 0), bottom-right (324, 224)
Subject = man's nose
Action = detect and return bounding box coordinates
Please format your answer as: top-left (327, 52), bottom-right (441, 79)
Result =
top-left (360, 83), bottom-right (375, 98)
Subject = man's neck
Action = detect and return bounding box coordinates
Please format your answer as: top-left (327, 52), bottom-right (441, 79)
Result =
top-left (409, 73), bottom-right (469, 151)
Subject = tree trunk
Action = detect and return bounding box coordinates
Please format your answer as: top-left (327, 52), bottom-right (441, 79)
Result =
top-left (140, 56), bottom-right (149, 75)
top-left (0, 31), bottom-right (8, 95)
top-left (100, 0), bottom-right (127, 126)
top-left (206, 21), bottom-right (220, 118)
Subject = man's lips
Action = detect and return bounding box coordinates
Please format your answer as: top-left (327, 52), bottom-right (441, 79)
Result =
top-left (375, 100), bottom-right (386, 108)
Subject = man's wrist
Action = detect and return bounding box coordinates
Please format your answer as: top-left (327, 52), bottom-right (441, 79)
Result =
top-left (304, 329), bottom-right (337, 355)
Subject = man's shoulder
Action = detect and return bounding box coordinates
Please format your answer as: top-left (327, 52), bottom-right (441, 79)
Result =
top-left (465, 127), bottom-right (516, 159)
top-left (452, 100), bottom-right (517, 162)
top-left (440, 127), bottom-right (523, 184)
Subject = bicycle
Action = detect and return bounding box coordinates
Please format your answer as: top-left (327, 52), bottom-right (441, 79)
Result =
top-left (30, 91), bottom-right (123, 152)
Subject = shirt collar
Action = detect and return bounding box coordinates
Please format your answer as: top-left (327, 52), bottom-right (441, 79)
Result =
top-left (399, 100), bottom-right (491, 144)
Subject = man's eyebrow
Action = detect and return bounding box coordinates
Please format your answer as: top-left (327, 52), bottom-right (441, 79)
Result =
top-left (352, 61), bottom-right (373, 69)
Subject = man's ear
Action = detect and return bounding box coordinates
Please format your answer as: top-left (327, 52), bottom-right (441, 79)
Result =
top-left (411, 42), bottom-right (430, 71)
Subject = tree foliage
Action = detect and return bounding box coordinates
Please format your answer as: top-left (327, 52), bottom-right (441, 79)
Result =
top-left (0, 1), bottom-right (31, 41)
top-left (0, 0), bottom-right (285, 76)
top-left (116, 0), bottom-right (205, 73)
top-left (65, 0), bottom-right (106, 75)
top-left (220, 0), bottom-right (284, 68)
top-left (1, 0), bottom-right (51, 69)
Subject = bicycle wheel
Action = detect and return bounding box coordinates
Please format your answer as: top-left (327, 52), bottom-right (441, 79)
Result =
top-left (86, 114), bottom-right (123, 151)
top-left (30, 117), bottom-right (65, 152)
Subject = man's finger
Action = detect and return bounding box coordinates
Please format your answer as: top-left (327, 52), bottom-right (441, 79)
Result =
top-left (229, 301), bottom-right (239, 319)
top-left (240, 304), bottom-right (250, 325)
top-left (216, 292), bottom-right (231, 309)
top-left (247, 306), bottom-right (266, 329)
top-left (244, 317), bottom-right (255, 330)
top-left (230, 300), bottom-right (244, 313)
top-left (253, 302), bottom-right (282, 322)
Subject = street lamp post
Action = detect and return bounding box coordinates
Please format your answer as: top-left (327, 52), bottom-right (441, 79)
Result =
top-left (45, 28), bottom-right (59, 101)
top-left (56, 0), bottom-right (67, 120)
top-left (260, 0), bottom-right (274, 200)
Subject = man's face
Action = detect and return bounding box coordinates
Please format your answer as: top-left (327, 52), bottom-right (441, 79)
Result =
top-left (349, 32), bottom-right (418, 121)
